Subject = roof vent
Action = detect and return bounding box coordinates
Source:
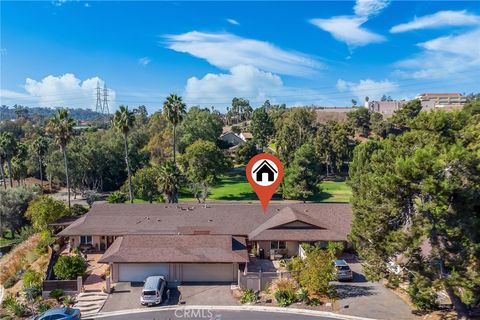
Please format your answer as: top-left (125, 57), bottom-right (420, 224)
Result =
top-left (188, 206), bottom-right (195, 211)
top-left (304, 209), bottom-right (309, 212)
top-left (208, 219), bottom-right (213, 222)
top-left (276, 208), bottom-right (280, 211)
top-left (157, 219), bottom-right (161, 222)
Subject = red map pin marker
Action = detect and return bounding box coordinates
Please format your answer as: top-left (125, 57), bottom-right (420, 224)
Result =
top-left (246, 153), bottom-right (284, 213)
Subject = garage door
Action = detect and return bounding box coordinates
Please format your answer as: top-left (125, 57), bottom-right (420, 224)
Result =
top-left (118, 263), bottom-right (170, 282)
top-left (182, 263), bottom-right (234, 282)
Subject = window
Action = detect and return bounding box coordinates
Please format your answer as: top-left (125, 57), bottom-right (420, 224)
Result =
top-left (80, 236), bottom-right (92, 244)
top-left (270, 241), bottom-right (286, 250)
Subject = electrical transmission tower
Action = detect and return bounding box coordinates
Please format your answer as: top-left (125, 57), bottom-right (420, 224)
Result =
top-left (102, 83), bottom-right (109, 115)
top-left (95, 81), bottom-right (110, 116)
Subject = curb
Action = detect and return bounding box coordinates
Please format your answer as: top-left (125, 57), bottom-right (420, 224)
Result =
top-left (87, 305), bottom-right (378, 320)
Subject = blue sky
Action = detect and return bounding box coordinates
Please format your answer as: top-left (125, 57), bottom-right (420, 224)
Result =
top-left (1, 0), bottom-right (479, 112)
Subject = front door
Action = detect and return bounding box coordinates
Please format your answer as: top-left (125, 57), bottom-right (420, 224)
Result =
top-left (106, 236), bottom-right (114, 248)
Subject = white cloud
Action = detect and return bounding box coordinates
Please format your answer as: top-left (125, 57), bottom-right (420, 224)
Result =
top-left (310, 0), bottom-right (388, 47)
top-left (226, 18), bottom-right (239, 26)
top-left (310, 16), bottom-right (385, 47)
top-left (164, 31), bottom-right (321, 77)
top-left (336, 78), bottom-right (398, 100)
top-left (354, 0), bottom-right (390, 17)
top-left (183, 65), bottom-right (329, 108)
top-left (84, 3), bottom-right (90, 8)
top-left (390, 10), bottom-right (480, 33)
top-left (184, 65), bottom-right (283, 105)
top-left (52, 0), bottom-right (67, 7)
top-left (138, 57), bottom-right (151, 66)
top-left (1, 73), bottom-right (115, 110)
top-left (394, 29), bottom-right (480, 79)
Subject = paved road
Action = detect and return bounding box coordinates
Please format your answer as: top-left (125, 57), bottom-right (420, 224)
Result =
top-left (88, 309), bottom-right (362, 320)
top-left (334, 263), bottom-right (413, 320)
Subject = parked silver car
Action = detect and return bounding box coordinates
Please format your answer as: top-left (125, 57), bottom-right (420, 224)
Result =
top-left (140, 275), bottom-right (167, 306)
top-left (335, 259), bottom-right (353, 281)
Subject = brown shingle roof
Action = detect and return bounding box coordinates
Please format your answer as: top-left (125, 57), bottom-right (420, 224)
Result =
top-left (98, 234), bottom-right (248, 263)
top-left (58, 203), bottom-right (352, 241)
top-left (248, 207), bottom-right (325, 240)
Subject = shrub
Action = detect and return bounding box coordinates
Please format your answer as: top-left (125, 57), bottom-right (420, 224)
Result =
top-left (1, 295), bottom-right (27, 317)
top-left (271, 278), bottom-right (297, 292)
top-left (69, 204), bottom-right (88, 216)
top-left (25, 195), bottom-right (69, 231)
top-left (407, 275), bottom-right (438, 310)
top-left (287, 257), bottom-right (304, 272)
top-left (307, 298), bottom-right (321, 306)
top-left (22, 269), bottom-right (43, 289)
top-left (37, 301), bottom-right (52, 313)
top-left (274, 288), bottom-right (295, 307)
top-left (295, 288), bottom-right (309, 302)
top-left (3, 275), bottom-right (19, 289)
top-left (107, 191), bottom-right (127, 203)
top-left (49, 288), bottom-right (64, 300)
top-left (327, 241), bottom-right (344, 258)
top-left (63, 295), bottom-right (76, 306)
top-left (36, 231), bottom-right (55, 254)
top-left (240, 289), bottom-right (256, 304)
top-left (53, 255), bottom-right (87, 280)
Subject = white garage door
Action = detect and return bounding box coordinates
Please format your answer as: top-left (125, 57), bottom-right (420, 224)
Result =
top-left (182, 263), bottom-right (234, 282)
top-left (118, 263), bottom-right (170, 282)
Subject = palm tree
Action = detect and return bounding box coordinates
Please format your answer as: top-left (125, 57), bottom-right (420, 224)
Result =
top-left (31, 136), bottom-right (49, 192)
top-left (157, 161), bottom-right (180, 203)
top-left (46, 109), bottom-right (75, 207)
top-left (113, 105), bottom-right (135, 203)
top-left (0, 132), bottom-right (17, 188)
top-left (163, 94), bottom-right (186, 165)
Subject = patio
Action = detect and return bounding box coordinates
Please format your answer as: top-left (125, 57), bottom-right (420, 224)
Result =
top-left (247, 257), bottom-right (278, 272)
top-left (83, 252), bottom-right (108, 292)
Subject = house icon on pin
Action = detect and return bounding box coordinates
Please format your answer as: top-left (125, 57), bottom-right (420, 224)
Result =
top-left (252, 160), bottom-right (278, 182)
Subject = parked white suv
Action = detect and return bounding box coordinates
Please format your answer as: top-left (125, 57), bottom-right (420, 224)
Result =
top-left (140, 276), bottom-right (167, 306)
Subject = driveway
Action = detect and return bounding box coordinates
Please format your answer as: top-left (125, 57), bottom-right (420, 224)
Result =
top-left (334, 262), bottom-right (414, 320)
top-left (101, 282), bottom-right (237, 312)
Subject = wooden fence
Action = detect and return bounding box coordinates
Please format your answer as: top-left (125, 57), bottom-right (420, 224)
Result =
top-left (238, 270), bottom-right (294, 292)
top-left (43, 279), bottom-right (78, 292)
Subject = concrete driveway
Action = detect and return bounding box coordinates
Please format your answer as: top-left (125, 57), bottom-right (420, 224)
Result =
top-left (334, 262), bottom-right (414, 320)
top-left (101, 282), bottom-right (237, 312)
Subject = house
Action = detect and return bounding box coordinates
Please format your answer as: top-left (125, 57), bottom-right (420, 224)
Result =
top-left (58, 203), bottom-right (352, 284)
top-left (239, 132), bottom-right (253, 142)
top-left (253, 160), bottom-right (277, 182)
top-left (219, 131), bottom-right (244, 147)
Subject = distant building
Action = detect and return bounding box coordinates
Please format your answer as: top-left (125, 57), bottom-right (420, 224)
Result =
top-left (416, 93), bottom-right (466, 110)
top-left (315, 107), bottom-right (352, 123)
top-left (364, 100), bottom-right (406, 117)
top-left (219, 132), bottom-right (244, 146)
top-left (240, 132), bottom-right (253, 141)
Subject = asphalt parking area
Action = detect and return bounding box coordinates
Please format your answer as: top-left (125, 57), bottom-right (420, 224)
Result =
top-left (333, 262), bottom-right (414, 320)
top-left (101, 282), bottom-right (238, 312)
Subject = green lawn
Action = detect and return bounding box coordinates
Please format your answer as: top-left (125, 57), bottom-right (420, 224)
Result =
top-left (132, 168), bottom-right (351, 203)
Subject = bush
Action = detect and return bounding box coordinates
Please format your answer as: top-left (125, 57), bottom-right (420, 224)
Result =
top-left (307, 297), bottom-right (321, 306)
top-left (63, 295), bottom-right (76, 306)
top-left (53, 255), bottom-right (87, 280)
top-left (69, 204), bottom-right (88, 216)
top-left (408, 275), bottom-right (438, 310)
top-left (107, 191), bottom-right (127, 203)
top-left (22, 269), bottom-right (43, 289)
top-left (240, 289), bottom-right (256, 304)
top-left (295, 288), bottom-right (309, 302)
top-left (49, 288), bottom-right (64, 300)
top-left (274, 288), bottom-right (296, 307)
top-left (287, 256), bottom-right (304, 272)
top-left (3, 275), bottom-right (19, 289)
top-left (1, 295), bottom-right (27, 317)
top-left (36, 231), bottom-right (55, 254)
top-left (37, 301), bottom-right (52, 313)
